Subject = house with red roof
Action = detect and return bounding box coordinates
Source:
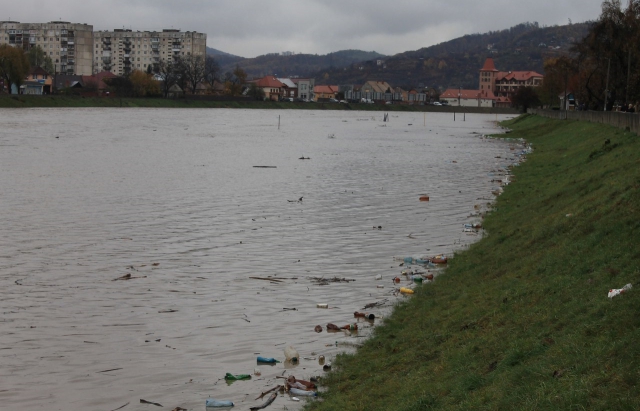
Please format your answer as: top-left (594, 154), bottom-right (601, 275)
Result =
top-left (442, 58), bottom-right (544, 107)
top-left (439, 88), bottom-right (498, 107)
top-left (81, 71), bottom-right (117, 94)
top-left (250, 76), bottom-right (286, 101)
top-left (479, 58), bottom-right (543, 106)
top-left (313, 85), bottom-right (338, 101)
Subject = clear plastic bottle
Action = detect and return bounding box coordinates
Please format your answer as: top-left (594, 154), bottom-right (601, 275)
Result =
top-left (284, 346), bottom-right (299, 363)
top-left (205, 398), bottom-right (234, 407)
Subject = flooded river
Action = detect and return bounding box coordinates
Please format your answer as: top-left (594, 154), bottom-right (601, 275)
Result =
top-left (0, 108), bottom-right (518, 410)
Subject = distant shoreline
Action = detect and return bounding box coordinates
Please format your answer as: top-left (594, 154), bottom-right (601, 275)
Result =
top-left (0, 95), bottom-right (519, 114)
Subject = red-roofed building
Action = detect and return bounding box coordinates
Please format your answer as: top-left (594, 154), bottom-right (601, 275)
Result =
top-left (82, 71), bottom-right (117, 94)
top-left (313, 85), bottom-right (338, 101)
top-left (479, 58), bottom-right (543, 103)
top-left (440, 88), bottom-right (498, 107)
top-left (250, 76), bottom-right (286, 101)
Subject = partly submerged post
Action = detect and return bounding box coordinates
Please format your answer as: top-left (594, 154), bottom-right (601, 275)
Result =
top-left (278, 115), bottom-right (280, 130)
top-left (454, 111), bottom-right (456, 121)
top-left (464, 112), bottom-right (466, 121)
top-left (424, 112), bottom-right (426, 127)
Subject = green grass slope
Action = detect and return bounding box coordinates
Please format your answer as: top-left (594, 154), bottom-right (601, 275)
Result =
top-left (306, 115), bottom-right (640, 411)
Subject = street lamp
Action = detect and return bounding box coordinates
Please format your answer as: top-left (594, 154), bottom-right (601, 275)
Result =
top-left (458, 86), bottom-right (461, 106)
top-left (603, 57), bottom-right (611, 111)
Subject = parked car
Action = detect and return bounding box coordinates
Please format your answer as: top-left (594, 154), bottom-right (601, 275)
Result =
top-left (329, 98), bottom-right (339, 103)
top-left (440, 100), bottom-right (449, 105)
top-left (432, 101), bottom-right (442, 106)
top-left (339, 100), bottom-right (348, 104)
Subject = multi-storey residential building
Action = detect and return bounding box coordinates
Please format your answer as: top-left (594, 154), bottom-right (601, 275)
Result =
top-left (92, 29), bottom-right (207, 75)
top-left (0, 21), bottom-right (94, 75)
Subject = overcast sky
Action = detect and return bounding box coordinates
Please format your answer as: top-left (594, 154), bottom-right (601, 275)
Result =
top-left (6, 0), bottom-right (605, 57)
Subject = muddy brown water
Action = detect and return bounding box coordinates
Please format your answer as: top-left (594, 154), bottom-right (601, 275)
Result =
top-left (0, 108), bottom-right (520, 410)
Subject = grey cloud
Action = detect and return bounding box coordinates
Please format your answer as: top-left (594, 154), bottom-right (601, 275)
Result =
top-left (6, 0), bottom-right (603, 57)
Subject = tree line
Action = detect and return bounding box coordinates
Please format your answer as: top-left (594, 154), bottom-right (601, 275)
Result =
top-left (540, 0), bottom-right (640, 110)
top-left (0, 44), bottom-right (260, 98)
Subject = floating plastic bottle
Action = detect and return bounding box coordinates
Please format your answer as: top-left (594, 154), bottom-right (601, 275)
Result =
top-left (257, 356), bottom-right (280, 364)
top-left (316, 303), bottom-right (328, 309)
top-left (318, 355), bottom-right (325, 365)
top-left (289, 388), bottom-right (317, 397)
top-left (412, 275), bottom-right (423, 283)
top-left (340, 323), bottom-right (358, 331)
top-left (224, 372), bottom-right (251, 380)
top-left (400, 287), bottom-right (414, 295)
top-left (323, 361), bottom-right (332, 371)
top-left (284, 346), bottom-right (299, 363)
top-left (206, 398), bottom-right (234, 407)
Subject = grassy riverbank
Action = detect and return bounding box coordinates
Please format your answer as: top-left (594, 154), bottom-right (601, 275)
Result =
top-left (306, 115), bottom-right (640, 410)
top-left (0, 95), bottom-right (517, 114)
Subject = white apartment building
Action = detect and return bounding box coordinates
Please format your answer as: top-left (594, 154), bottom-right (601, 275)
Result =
top-left (93, 29), bottom-right (207, 75)
top-left (0, 21), bottom-right (94, 75)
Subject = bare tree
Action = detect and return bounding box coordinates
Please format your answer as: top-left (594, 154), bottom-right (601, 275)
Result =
top-left (204, 55), bottom-right (220, 86)
top-left (155, 60), bottom-right (178, 98)
top-left (176, 54), bottom-right (206, 95)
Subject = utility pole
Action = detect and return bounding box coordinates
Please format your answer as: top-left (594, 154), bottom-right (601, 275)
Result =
top-left (604, 57), bottom-right (611, 111)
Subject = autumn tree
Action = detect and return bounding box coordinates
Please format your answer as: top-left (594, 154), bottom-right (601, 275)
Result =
top-left (571, 0), bottom-right (640, 109)
top-left (129, 70), bottom-right (160, 97)
top-left (224, 65), bottom-right (247, 96)
top-left (0, 44), bottom-right (30, 94)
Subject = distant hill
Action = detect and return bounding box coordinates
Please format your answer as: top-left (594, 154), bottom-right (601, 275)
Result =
top-left (311, 22), bottom-right (591, 89)
top-left (205, 47), bottom-right (244, 69)
top-left (208, 49), bottom-right (387, 79)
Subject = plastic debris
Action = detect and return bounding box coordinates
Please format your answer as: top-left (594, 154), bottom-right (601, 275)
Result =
top-left (314, 325), bottom-right (323, 333)
top-left (400, 287), bottom-right (414, 295)
top-left (354, 312), bottom-right (375, 320)
top-left (206, 398), bottom-right (234, 407)
top-left (316, 303), bottom-right (328, 309)
top-left (257, 356), bottom-right (280, 364)
top-left (284, 346), bottom-right (299, 363)
top-left (224, 373), bottom-right (251, 380)
top-left (608, 283), bottom-right (632, 298)
top-left (289, 388), bottom-right (317, 397)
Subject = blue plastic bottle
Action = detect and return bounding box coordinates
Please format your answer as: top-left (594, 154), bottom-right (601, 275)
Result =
top-left (206, 398), bottom-right (234, 407)
top-left (257, 356), bottom-right (280, 364)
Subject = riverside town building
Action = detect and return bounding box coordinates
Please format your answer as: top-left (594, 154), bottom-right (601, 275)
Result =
top-left (0, 21), bottom-right (206, 76)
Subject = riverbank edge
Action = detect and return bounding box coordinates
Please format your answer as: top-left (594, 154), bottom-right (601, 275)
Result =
top-left (304, 114), bottom-right (640, 410)
top-left (0, 95), bottom-right (518, 114)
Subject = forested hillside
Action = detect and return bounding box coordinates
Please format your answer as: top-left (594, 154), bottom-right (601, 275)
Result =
top-left (206, 22), bottom-right (590, 89)
top-left (207, 49), bottom-right (386, 79)
top-left (313, 22), bottom-right (590, 89)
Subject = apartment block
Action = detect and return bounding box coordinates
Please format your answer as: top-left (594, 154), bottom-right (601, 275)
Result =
top-left (0, 21), bottom-right (94, 75)
top-left (93, 29), bottom-right (207, 75)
